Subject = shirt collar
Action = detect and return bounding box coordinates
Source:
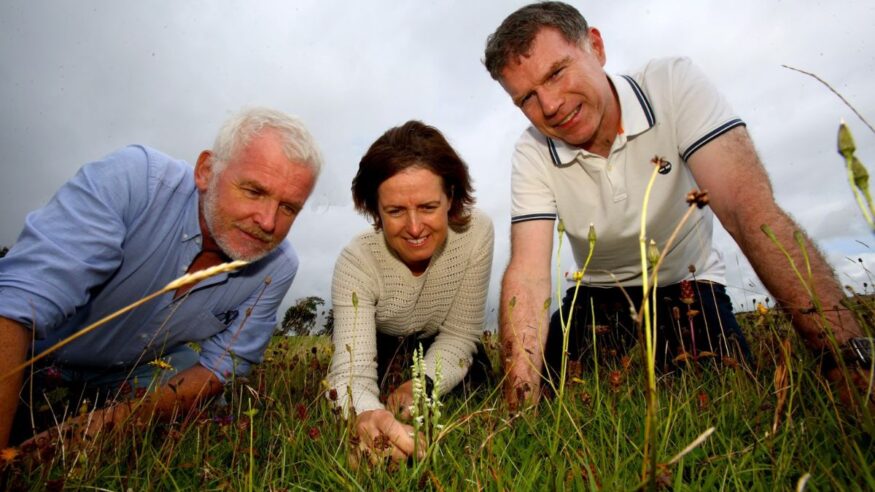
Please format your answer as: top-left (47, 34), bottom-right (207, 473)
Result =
top-left (180, 190), bottom-right (203, 244)
top-left (545, 72), bottom-right (656, 166)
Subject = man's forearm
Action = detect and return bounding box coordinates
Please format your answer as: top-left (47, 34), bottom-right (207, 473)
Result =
top-left (137, 364), bottom-right (224, 421)
top-left (88, 364), bottom-right (223, 433)
top-left (732, 205), bottom-right (861, 349)
top-left (499, 270), bottom-right (551, 406)
top-left (0, 317), bottom-right (30, 448)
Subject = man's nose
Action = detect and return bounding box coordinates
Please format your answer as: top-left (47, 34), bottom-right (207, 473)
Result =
top-left (253, 201), bottom-right (278, 233)
top-left (539, 86), bottom-right (563, 119)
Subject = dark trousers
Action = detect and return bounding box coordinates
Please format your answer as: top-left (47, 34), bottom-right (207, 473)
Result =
top-left (375, 332), bottom-right (493, 402)
top-left (545, 281), bottom-right (752, 378)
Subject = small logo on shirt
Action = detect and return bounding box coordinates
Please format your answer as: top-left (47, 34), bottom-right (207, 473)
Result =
top-left (218, 309), bottom-right (239, 326)
top-left (657, 158), bottom-right (672, 175)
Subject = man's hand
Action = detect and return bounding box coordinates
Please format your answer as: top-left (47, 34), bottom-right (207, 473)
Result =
top-left (0, 317), bottom-right (29, 449)
top-left (352, 409), bottom-right (424, 466)
top-left (22, 401), bottom-right (134, 453)
top-left (386, 380), bottom-right (414, 420)
top-left (825, 366), bottom-right (875, 412)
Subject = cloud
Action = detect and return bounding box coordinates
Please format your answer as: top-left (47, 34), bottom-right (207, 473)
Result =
top-left (1, 0), bottom-right (874, 320)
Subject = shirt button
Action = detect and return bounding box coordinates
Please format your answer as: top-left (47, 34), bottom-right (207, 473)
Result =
top-left (183, 233), bottom-right (189, 240)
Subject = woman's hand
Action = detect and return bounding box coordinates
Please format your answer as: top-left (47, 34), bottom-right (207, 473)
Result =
top-left (352, 408), bottom-right (424, 466)
top-left (386, 380), bottom-right (415, 420)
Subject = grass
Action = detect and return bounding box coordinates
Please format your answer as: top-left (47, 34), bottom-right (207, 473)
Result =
top-left (2, 312), bottom-right (873, 491)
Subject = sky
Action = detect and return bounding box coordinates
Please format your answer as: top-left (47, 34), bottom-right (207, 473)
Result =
top-left (1, 0), bottom-right (874, 327)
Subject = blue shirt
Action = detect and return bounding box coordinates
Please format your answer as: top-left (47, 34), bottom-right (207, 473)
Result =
top-left (0, 145), bottom-right (298, 382)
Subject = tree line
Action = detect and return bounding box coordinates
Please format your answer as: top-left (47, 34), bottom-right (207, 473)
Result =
top-left (277, 296), bottom-right (334, 337)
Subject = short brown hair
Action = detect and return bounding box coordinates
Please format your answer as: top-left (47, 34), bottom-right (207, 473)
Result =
top-left (352, 121), bottom-right (475, 230)
top-left (484, 1), bottom-right (589, 80)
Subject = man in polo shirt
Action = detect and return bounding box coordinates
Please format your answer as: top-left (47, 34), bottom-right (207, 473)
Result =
top-left (0, 107), bottom-right (322, 448)
top-left (484, 1), bottom-right (870, 409)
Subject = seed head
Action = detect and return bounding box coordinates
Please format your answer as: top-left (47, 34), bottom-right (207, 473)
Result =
top-left (587, 223), bottom-right (597, 246)
top-left (647, 239), bottom-right (660, 268)
top-left (685, 189), bottom-right (710, 209)
top-left (837, 121), bottom-right (856, 159)
top-left (679, 280), bottom-right (695, 305)
top-left (164, 260), bottom-right (248, 291)
top-left (851, 156), bottom-right (870, 191)
top-left (557, 218), bottom-right (566, 235)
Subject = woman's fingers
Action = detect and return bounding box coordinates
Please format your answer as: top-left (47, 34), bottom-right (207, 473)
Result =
top-left (354, 409), bottom-right (426, 463)
top-left (386, 380), bottom-right (414, 419)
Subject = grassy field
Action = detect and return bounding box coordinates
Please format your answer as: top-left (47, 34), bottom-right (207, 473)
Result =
top-left (2, 308), bottom-right (874, 492)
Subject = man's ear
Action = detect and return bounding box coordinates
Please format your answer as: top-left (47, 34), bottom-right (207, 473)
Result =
top-left (588, 27), bottom-right (607, 67)
top-left (194, 151), bottom-right (214, 192)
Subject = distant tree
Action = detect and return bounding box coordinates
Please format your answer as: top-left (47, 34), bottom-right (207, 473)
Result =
top-left (279, 296), bottom-right (325, 336)
top-left (0, 246), bottom-right (8, 258)
top-left (321, 308), bottom-right (335, 337)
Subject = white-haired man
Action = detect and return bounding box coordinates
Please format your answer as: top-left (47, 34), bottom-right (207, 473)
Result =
top-left (0, 107), bottom-right (322, 448)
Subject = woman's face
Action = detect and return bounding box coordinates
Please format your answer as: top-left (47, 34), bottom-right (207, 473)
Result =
top-left (377, 166), bottom-right (450, 275)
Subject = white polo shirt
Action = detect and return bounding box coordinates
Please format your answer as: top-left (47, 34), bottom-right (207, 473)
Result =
top-left (510, 57), bottom-right (744, 287)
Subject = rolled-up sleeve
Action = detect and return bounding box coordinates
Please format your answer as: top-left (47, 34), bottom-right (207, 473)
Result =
top-left (0, 147), bottom-right (150, 337)
top-left (198, 250), bottom-right (298, 382)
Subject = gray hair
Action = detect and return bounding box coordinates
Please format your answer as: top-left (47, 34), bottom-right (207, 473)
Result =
top-left (484, 1), bottom-right (589, 80)
top-left (211, 107), bottom-right (323, 176)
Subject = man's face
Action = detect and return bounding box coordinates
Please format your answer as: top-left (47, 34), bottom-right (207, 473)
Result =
top-left (195, 130), bottom-right (316, 262)
top-left (499, 27), bottom-right (617, 153)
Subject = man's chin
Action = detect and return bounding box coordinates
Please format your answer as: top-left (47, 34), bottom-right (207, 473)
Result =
top-left (228, 247), bottom-right (273, 263)
top-left (217, 239), bottom-right (277, 263)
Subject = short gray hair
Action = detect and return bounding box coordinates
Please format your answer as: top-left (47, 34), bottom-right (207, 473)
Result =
top-left (211, 107), bottom-right (323, 176)
top-left (484, 1), bottom-right (589, 80)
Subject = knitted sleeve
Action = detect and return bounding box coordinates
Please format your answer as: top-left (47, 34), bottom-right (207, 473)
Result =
top-left (327, 237), bottom-right (384, 415)
top-left (422, 212), bottom-right (494, 393)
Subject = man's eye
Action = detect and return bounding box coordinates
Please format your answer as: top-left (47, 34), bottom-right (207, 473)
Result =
top-left (550, 67), bottom-right (563, 80)
top-left (279, 204), bottom-right (296, 216)
top-left (242, 188), bottom-right (261, 198)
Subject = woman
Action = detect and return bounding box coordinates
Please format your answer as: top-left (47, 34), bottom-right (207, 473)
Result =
top-left (327, 120), bottom-right (494, 462)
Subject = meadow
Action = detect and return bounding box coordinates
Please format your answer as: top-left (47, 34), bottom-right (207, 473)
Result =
top-left (2, 119), bottom-right (873, 491)
top-left (1, 304), bottom-right (873, 491)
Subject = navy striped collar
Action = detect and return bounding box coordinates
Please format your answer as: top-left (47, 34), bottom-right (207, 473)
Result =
top-left (546, 72), bottom-right (656, 166)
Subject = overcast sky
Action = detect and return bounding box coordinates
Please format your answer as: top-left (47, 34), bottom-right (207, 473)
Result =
top-left (2, 0), bottom-right (874, 325)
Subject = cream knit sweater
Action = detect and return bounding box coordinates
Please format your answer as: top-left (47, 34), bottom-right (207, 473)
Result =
top-left (328, 209), bottom-right (494, 414)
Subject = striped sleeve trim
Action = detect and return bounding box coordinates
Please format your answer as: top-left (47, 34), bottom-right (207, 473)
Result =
top-left (511, 213), bottom-right (557, 223)
top-left (681, 118), bottom-right (746, 161)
